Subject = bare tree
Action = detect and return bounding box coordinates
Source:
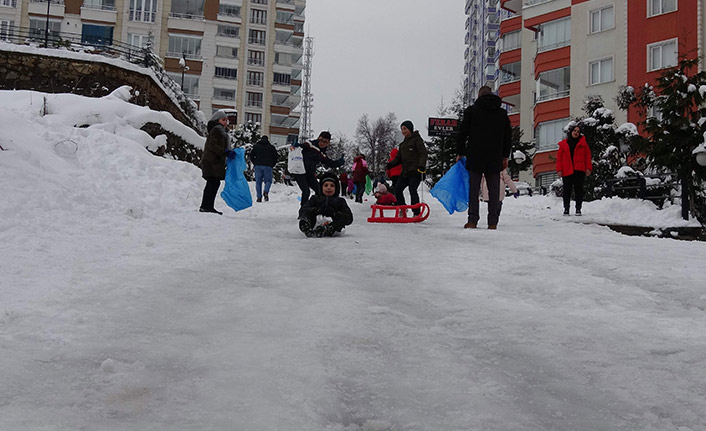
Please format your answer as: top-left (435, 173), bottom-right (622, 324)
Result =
top-left (354, 113), bottom-right (399, 175)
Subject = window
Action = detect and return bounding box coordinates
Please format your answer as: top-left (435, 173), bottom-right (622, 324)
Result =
top-left (276, 11), bottom-right (294, 24)
top-left (215, 67), bottom-right (237, 80)
top-left (167, 72), bottom-right (199, 97)
top-left (217, 25), bottom-right (239, 38)
top-left (590, 6), bottom-right (614, 33)
top-left (251, 0), bottom-right (267, 4)
top-left (271, 93), bottom-right (290, 106)
top-left (246, 92), bottom-right (263, 107)
top-left (245, 112), bottom-right (262, 124)
top-left (128, 33), bottom-right (152, 49)
top-left (275, 29), bottom-right (291, 45)
top-left (29, 18), bottom-right (60, 41)
top-left (216, 45), bottom-right (238, 58)
top-left (536, 118), bottom-right (568, 151)
top-left (81, 24), bottom-right (114, 45)
top-left (130, 0), bottom-right (156, 22)
top-left (170, 0), bottom-right (204, 18)
top-left (250, 8), bottom-right (267, 24)
top-left (538, 18), bottom-right (571, 52)
top-left (499, 62), bottom-right (521, 84)
top-left (500, 30), bottom-right (520, 52)
top-left (213, 88), bottom-right (236, 101)
top-left (589, 58), bottom-right (614, 85)
top-left (274, 52), bottom-right (291, 66)
top-left (271, 114), bottom-right (288, 127)
top-left (248, 50), bottom-right (265, 66)
top-left (84, 0), bottom-right (116, 10)
top-left (273, 72), bottom-right (291, 86)
top-left (536, 172), bottom-right (559, 189)
top-left (247, 71), bottom-right (263, 86)
top-left (218, 3), bottom-right (240, 17)
top-left (0, 0), bottom-right (17, 7)
top-left (649, 0), bottom-right (677, 17)
top-left (536, 67), bottom-right (570, 102)
top-left (167, 34), bottom-right (202, 59)
top-left (0, 20), bottom-right (13, 41)
top-left (249, 29), bottom-right (266, 45)
top-left (648, 39), bottom-right (677, 71)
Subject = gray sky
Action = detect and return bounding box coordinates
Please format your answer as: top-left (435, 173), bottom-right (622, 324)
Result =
top-left (304, 0), bottom-right (466, 142)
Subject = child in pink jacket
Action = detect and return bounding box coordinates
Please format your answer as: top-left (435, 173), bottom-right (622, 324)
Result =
top-left (481, 169), bottom-right (518, 217)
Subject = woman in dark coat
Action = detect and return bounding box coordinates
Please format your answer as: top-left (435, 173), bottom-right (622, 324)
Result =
top-left (386, 120), bottom-right (428, 215)
top-left (200, 110), bottom-right (232, 214)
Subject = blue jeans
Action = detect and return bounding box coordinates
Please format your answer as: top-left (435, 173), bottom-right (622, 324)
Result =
top-left (254, 165), bottom-right (273, 199)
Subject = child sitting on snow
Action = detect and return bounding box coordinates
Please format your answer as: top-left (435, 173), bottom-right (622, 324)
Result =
top-left (298, 171), bottom-right (353, 237)
top-left (373, 183), bottom-right (397, 205)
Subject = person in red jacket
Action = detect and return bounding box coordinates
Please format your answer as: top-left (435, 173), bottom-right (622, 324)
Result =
top-left (556, 124), bottom-right (592, 216)
top-left (386, 147), bottom-right (403, 190)
top-left (373, 183), bottom-right (397, 205)
top-left (352, 154), bottom-right (369, 203)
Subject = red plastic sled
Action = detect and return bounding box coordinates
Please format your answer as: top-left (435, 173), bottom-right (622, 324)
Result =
top-left (367, 203), bottom-right (430, 223)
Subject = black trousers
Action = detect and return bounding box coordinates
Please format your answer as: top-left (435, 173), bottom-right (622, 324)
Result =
top-left (354, 181), bottom-right (365, 202)
top-left (469, 170), bottom-right (500, 226)
top-left (562, 172), bottom-right (586, 211)
top-left (293, 170), bottom-right (318, 205)
top-left (394, 172), bottom-right (422, 214)
top-left (200, 177), bottom-right (222, 210)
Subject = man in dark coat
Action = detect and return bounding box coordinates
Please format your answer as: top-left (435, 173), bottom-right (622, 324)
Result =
top-left (200, 110), bottom-right (232, 214)
top-left (387, 120), bottom-right (428, 215)
top-left (298, 171), bottom-right (353, 237)
top-left (292, 131), bottom-right (344, 205)
top-left (249, 135), bottom-right (279, 202)
top-left (456, 86), bottom-right (512, 229)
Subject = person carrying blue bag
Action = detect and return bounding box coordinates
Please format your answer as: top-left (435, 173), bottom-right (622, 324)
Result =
top-left (221, 147), bottom-right (253, 212)
top-left (199, 110), bottom-right (233, 215)
top-left (430, 158), bottom-right (470, 215)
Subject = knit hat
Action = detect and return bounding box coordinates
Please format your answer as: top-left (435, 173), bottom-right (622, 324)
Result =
top-left (318, 131), bottom-right (332, 140)
top-left (376, 183), bottom-right (387, 193)
top-left (210, 110), bottom-right (227, 121)
top-left (318, 171), bottom-right (340, 196)
top-left (401, 120), bottom-right (414, 132)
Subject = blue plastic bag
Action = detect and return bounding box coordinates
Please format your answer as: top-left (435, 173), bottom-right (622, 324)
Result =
top-left (430, 158), bottom-right (470, 215)
top-left (221, 147), bottom-right (252, 212)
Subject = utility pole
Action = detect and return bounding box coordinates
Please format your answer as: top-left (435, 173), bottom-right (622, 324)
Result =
top-left (300, 35), bottom-right (314, 144)
top-left (44, 0), bottom-right (51, 48)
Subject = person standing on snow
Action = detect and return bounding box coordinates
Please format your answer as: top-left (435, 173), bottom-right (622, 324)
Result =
top-left (249, 135), bottom-right (279, 203)
top-left (199, 110), bottom-right (234, 215)
top-left (292, 131), bottom-right (344, 205)
top-left (352, 154), bottom-right (369, 203)
top-left (386, 147), bottom-right (402, 190)
top-left (456, 86), bottom-right (512, 229)
top-left (298, 171), bottom-right (353, 237)
top-left (386, 120), bottom-right (428, 215)
top-left (556, 124), bottom-right (592, 216)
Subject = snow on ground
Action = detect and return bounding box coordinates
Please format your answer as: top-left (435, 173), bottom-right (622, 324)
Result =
top-left (1, 90), bottom-right (706, 431)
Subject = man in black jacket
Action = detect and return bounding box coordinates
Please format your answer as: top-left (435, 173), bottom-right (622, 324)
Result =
top-left (249, 135), bottom-right (279, 202)
top-left (293, 131), bottom-right (344, 205)
top-left (456, 86), bottom-right (512, 229)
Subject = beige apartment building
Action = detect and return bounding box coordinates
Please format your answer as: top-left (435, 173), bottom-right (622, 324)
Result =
top-left (0, 0), bottom-right (304, 145)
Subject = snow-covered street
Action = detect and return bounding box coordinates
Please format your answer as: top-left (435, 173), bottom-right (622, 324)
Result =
top-left (1, 90), bottom-right (705, 431)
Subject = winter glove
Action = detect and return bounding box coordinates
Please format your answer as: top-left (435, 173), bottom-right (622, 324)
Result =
top-left (513, 191), bottom-right (520, 199)
top-left (226, 150), bottom-right (236, 160)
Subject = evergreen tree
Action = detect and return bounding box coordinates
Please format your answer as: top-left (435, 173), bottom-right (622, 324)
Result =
top-left (507, 126), bottom-right (534, 179)
top-left (616, 57), bottom-right (706, 221)
top-left (426, 91), bottom-right (465, 187)
top-left (230, 121), bottom-right (262, 181)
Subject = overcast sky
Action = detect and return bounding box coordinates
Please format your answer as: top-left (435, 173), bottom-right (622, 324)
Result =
top-left (304, 0), bottom-right (467, 143)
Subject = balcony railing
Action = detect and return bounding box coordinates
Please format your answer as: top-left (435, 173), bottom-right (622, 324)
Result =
top-left (246, 100), bottom-right (263, 108)
top-left (129, 9), bottom-right (156, 22)
top-left (29, 0), bottom-right (65, 3)
top-left (248, 37), bottom-right (266, 45)
top-left (247, 58), bottom-right (265, 66)
top-left (82, 3), bottom-right (117, 11)
top-left (536, 90), bottom-right (569, 103)
top-left (169, 12), bottom-right (204, 20)
top-left (247, 79), bottom-right (263, 87)
top-left (166, 51), bottom-right (202, 60)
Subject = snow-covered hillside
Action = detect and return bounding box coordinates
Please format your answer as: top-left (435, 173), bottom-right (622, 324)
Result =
top-left (1, 90), bottom-right (705, 431)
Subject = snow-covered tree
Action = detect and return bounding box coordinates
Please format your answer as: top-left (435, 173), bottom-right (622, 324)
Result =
top-left (508, 126), bottom-right (534, 179)
top-left (230, 121), bottom-right (262, 181)
top-left (354, 113), bottom-right (398, 176)
top-left (617, 57), bottom-right (706, 221)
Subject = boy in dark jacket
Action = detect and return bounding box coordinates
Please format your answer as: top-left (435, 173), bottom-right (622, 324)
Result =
top-left (292, 131), bottom-right (344, 205)
top-left (298, 171), bottom-right (353, 237)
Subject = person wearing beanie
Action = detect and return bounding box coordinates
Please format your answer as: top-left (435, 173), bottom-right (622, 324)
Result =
top-left (249, 135), bottom-right (279, 202)
top-left (374, 183), bottom-right (397, 205)
top-left (292, 130), bottom-right (344, 205)
top-left (386, 120), bottom-right (428, 215)
top-left (199, 110), bottom-right (233, 214)
top-left (298, 171), bottom-right (353, 237)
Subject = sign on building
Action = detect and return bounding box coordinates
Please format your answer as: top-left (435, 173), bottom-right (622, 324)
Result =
top-left (428, 117), bottom-right (459, 137)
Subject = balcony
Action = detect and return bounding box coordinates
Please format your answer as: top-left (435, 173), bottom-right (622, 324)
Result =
top-left (28, 0), bottom-right (65, 17)
top-left (500, 0), bottom-right (521, 13)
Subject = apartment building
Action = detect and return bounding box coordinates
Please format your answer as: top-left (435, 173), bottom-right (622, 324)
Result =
top-left (0, 0), bottom-right (304, 145)
top-left (496, 0), bottom-right (705, 188)
top-left (463, 0), bottom-right (504, 105)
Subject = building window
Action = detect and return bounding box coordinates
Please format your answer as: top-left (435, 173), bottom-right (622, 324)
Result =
top-left (273, 72), bottom-right (291, 86)
top-left (213, 88), bottom-right (236, 101)
top-left (217, 24), bottom-right (239, 38)
top-left (218, 3), bottom-right (240, 17)
top-left (276, 11), bottom-right (294, 24)
top-left (84, 0), bottom-right (116, 10)
top-left (536, 172), bottom-right (559, 190)
top-left (215, 67), bottom-right (237, 80)
top-left (81, 24), bottom-right (114, 45)
top-left (589, 58), bottom-right (614, 85)
top-left (0, 0), bottom-right (17, 7)
top-left (589, 6), bottom-right (614, 33)
top-left (274, 52), bottom-right (291, 66)
top-left (648, 39), bottom-right (677, 71)
top-left (648, 0), bottom-right (677, 17)
top-left (246, 92), bottom-right (263, 108)
top-left (537, 17), bottom-right (571, 52)
top-left (272, 93), bottom-right (290, 106)
top-left (245, 112), bottom-right (262, 124)
top-left (251, 0), bottom-right (267, 4)
top-left (250, 8), bottom-right (267, 24)
top-left (536, 67), bottom-right (570, 102)
top-left (170, 0), bottom-right (204, 18)
top-left (247, 71), bottom-right (264, 86)
top-left (535, 118), bottom-right (568, 152)
top-left (500, 30), bottom-right (521, 52)
top-left (248, 50), bottom-right (265, 66)
top-left (216, 45), bottom-right (238, 58)
top-left (168, 34), bottom-right (202, 59)
top-left (167, 72), bottom-right (199, 98)
top-left (248, 29), bottom-right (266, 45)
top-left (29, 18), bottom-right (60, 41)
top-left (129, 0), bottom-right (156, 22)
top-left (0, 20), bottom-right (14, 41)
top-left (499, 62), bottom-right (521, 84)
top-left (127, 32), bottom-right (152, 50)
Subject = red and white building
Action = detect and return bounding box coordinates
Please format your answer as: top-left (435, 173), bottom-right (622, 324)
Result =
top-left (497, 0), bottom-right (705, 189)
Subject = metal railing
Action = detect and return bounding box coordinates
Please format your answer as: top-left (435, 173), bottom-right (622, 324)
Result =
top-left (168, 12), bottom-right (204, 20)
top-left (81, 3), bottom-right (117, 11)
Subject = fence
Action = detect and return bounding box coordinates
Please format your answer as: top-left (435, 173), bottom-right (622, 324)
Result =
top-left (604, 173), bottom-right (679, 209)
